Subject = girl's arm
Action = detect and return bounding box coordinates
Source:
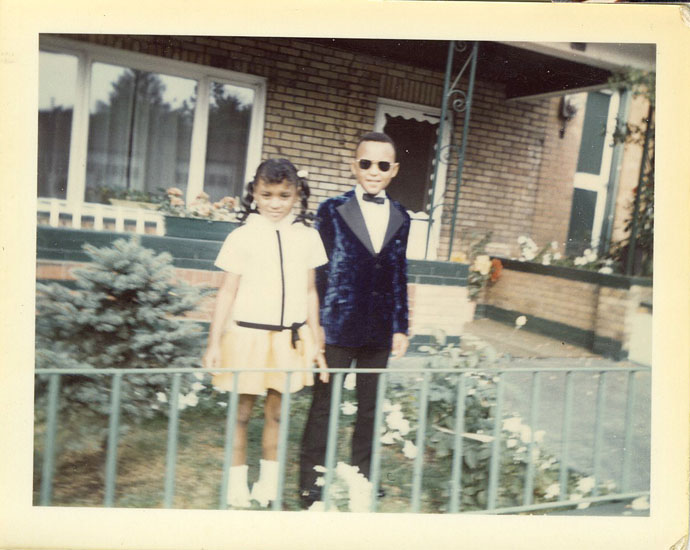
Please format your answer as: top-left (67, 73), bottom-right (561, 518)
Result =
top-left (307, 268), bottom-right (329, 383)
top-left (203, 272), bottom-right (241, 370)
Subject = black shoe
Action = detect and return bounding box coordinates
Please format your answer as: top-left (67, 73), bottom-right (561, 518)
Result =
top-left (376, 487), bottom-right (386, 499)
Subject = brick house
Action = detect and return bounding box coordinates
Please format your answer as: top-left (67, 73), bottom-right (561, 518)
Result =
top-left (36, 34), bottom-right (654, 357)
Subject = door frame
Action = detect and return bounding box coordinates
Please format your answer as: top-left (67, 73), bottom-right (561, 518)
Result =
top-left (374, 98), bottom-right (452, 260)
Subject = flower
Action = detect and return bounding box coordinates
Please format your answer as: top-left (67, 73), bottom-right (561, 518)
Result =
top-left (380, 431), bottom-right (397, 445)
top-left (343, 373), bottom-right (357, 391)
top-left (515, 315), bottom-right (527, 328)
top-left (507, 438), bottom-right (518, 448)
top-left (490, 258), bottom-right (503, 282)
top-left (402, 440), bottom-right (418, 459)
top-left (314, 465), bottom-right (327, 473)
top-left (503, 416), bottom-right (523, 433)
top-left (630, 496), bottom-right (650, 510)
top-left (315, 477), bottom-right (326, 487)
top-left (472, 255), bottom-right (492, 276)
top-left (576, 476), bottom-right (595, 494)
top-left (297, 169), bottom-right (309, 179)
top-left (544, 483), bottom-right (560, 499)
top-left (160, 188), bottom-right (238, 221)
top-left (191, 382), bottom-right (205, 392)
top-left (341, 401), bottom-right (358, 415)
top-left (156, 392), bottom-right (167, 403)
top-left (598, 266), bottom-right (614, 274)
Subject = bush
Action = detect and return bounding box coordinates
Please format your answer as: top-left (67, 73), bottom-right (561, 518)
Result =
top-left (35, 237), bottom-right (212, 426)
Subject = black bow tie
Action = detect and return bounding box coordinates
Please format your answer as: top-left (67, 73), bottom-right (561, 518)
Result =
top-left (362, 193), bottom-right (385, 205)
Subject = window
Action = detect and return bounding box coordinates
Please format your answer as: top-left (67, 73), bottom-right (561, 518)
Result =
top-left (38, 51), bottom-right (78, 199)
top-left (38, 36), bottom-right (265, 206)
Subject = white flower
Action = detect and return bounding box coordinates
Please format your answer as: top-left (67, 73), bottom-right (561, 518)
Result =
top-left (576, 476), bottom-right (595, 494)
top-left (156, 392), bottom-right (168, 403)
top-left (472, 255), bottom-right (492, 276)
top-left (178, 391), bottom-right (199, 409)
top-left (315, 477), bottom-right (325, 487)
top-left (598, 266), bottom-right (614, 274)
top-left (341, 401), bottom-right (358, 415)
top-left (380, 431), bottom-right (397, 445)
top-left (193, 372), bottom-right (205, 381)
top-left (515, 315), bottom-right (527, 328)
top-left (577, 502), bottom-right (591, 510)
top-left (551, 241), bottom-right (559, 250)
top-left (314, 465), bottom-right (327, 473)
top-left (507, 438), bottom-right (518, 448)
top-left (517, 236), bottom-right (527, 245)
top-left (191, 382), bottom-right (205, 392)
top-left (519, 425), bottom-right (532, 443)
top-left (297, 169), bottom-right (309, 179)
top-left (467, 388), bottom-right (476, 396)
top-left (541, 254), bottom-right (551, 266)
top-left (553, 252), bottom-right (562, 260)
top-left (574, 256), bottom-right (586, 266)
top-left (569, 492), bottom-right (583, 502)
top-left (544, 483), bottom-right (560, 499)
top-left (630, 496), bottom-right (649, 510)
top-left (218, 402), bottom-right (227, 408)
top-left (503, 417), bottom-right (523, 433)
top-left (402, 440), bottom-right (418, 459)
top-left (386, 410), bottom-right (405, 430)
top-left (343, 373), bottom-right (357, 390)
top-left (523, 250), bottom-right (536, 261)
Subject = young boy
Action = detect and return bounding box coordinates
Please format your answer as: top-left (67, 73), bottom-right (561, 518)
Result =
top-left (299, 132), bottom-right (410, 508)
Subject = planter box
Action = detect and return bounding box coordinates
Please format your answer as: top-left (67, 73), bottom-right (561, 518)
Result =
top-left (164, 216), bottom-right (239, 241)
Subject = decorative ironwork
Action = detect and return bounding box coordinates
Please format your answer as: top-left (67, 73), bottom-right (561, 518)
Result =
top-left (425, 40), bottom-right (479, 260)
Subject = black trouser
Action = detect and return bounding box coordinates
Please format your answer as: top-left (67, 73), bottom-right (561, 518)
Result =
top-left (299, 344), bottom-right (390, 493)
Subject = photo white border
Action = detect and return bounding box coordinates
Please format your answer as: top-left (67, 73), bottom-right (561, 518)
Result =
top-left (1, 1), bottom-right (688, 549)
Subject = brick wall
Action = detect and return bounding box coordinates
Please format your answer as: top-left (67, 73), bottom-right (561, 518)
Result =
top-left (484, 262), bottom-right (652, 357)
top-left (487, 268), bottom-right (598, 332)
top-left (64, 34), bottom-right (579, 261)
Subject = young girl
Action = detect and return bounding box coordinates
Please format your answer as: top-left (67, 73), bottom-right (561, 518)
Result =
top-left (203, 158), bottom-right (329, 508)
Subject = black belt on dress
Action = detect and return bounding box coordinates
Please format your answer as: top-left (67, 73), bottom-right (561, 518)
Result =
top-left (235, 320), bottom-right (306, 349)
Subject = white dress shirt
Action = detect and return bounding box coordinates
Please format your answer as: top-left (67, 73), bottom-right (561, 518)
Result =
top-left (355, 185), bottom-right (390, 254)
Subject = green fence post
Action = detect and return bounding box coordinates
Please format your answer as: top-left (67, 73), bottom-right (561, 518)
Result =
top-left (104, 372), bottom-right (123, 507)
top-left (39, 374), bottom-right (61, 506)
top-left (163, 373), bottom-right (182, 508)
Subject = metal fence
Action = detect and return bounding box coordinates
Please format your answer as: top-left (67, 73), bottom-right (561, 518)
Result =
top-left (35, 362), bottom-right (650, 514)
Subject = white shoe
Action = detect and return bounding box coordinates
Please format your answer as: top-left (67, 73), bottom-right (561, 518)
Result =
top-left (250, 459), bottom-right (279, 507)
top-left (227, 464), bottom-right (251, 508)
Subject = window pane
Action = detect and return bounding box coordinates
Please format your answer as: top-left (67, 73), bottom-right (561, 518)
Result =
top-left (85, 63), bottom-right (196, 203)
top-left (38, 51), bottom-right (78, 199)
top-left (576, 92), bottom-right (611, 176)
top-left (204, 82), bottom-right (254, 202)
top-left (566, 187), bottom-right (597, 256)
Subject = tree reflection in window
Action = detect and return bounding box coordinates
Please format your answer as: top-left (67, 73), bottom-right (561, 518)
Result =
top-left (204, 82), bottom-right (254, 202)
top-left (85, 64), bottom-right (196, 203)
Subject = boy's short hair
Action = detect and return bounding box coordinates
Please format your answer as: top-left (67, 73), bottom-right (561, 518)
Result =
top-left (356, 132), bottom-right (396, 156)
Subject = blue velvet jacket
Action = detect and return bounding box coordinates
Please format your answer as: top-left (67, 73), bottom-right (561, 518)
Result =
top-left (315, 190), bottom-right (410, 349)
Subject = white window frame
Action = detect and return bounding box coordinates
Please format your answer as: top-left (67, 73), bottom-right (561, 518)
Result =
top-left (39, 36), bottom-right (266, 207)
top-left (374, 98), bottom-right (452, 260)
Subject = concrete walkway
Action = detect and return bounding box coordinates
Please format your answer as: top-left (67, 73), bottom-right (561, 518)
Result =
top-left (397, 318), bottom-right (652, 516)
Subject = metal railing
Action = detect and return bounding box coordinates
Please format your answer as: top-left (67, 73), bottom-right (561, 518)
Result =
top-left (35, 362), bottom-right (650, 513)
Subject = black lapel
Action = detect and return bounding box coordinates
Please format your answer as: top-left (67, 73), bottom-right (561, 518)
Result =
top-left (381, 202), bottom-right (404, 252)
top-left (336, 197), bottom-right (376, 256)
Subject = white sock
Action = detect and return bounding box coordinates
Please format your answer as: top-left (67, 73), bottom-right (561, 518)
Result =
top-left (251, 459), bottom-right (279, 507)
top-left (228, 464), bottom-right (251, 508)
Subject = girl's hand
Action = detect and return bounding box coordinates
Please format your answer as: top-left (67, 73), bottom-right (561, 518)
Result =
top-left (315, 349), bottom-right (329, 384)
top-left (203, 344), bottom-right (221, 371)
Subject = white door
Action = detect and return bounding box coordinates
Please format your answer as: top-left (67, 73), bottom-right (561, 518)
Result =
top-left (374, 98), bottom-right (452, 260)
top-left (566, 90), bottom-right (620, 256)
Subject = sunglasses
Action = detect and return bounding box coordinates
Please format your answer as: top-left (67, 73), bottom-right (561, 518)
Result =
top-left (357, 159), bottom-right (395, 172)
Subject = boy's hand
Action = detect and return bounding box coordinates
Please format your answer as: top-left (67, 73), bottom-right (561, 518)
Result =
top-left (316, 350), bottom-right (329, 383)
top-left (391, 333), bottom-right (409, 359)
